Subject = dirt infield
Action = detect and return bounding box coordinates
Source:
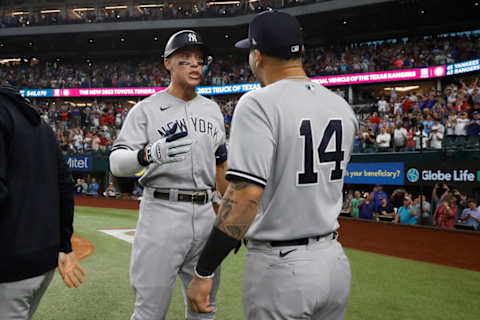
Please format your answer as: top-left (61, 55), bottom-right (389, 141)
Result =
top-left (71, 235), bottom-right (95, 261)
top-left (75, 196), bottom-right (480, 272)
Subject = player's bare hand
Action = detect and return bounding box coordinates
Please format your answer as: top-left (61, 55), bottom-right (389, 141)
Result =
top-left (58, 252), bottom-right (86, 288)
top-left (186, 276), bottom-right (214, 313)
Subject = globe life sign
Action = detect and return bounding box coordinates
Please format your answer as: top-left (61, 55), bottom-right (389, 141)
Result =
top-left (422, 169), bottom-right (475, 182)
top-left (405, 162), bottom-right (480, 186)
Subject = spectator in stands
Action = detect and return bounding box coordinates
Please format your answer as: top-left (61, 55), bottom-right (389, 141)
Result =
top-left (375, 196), bottom-right (395, 220)
top-left (432, 117), bottom-right (445, 136)
top-left (372, 185), bottom-right (389, 209)
top-left (71, 105), bottom-right (81, 128)
top-left (358, 192), bottom-right (375, 220)
top-left (467, 111), bottom-right (480, 146)
top-left (432, 183), bottom-right (449, 210)
top-left (455, 112), bottom-right (470, 142)
top-left (459, 199), bottom-right (480, 230)
top-left (103, 182), bottom-right (117, 198)
top-left (377, 96), bottom-right (389, 115)
top-left (81, 179), bottom-right (88, 194)
top-left (349, 190), bottom-right (362, 218)
top-left (394, 197), bottom-right (417, 225)
top-left (452, 188), bottom-right (467, 220)
top-left (353, 129), bottom-right (363, 153)
top-left (414, 195), bottom-right (433, 225)
top-left (393, 122), bottom-right (408, 152)
top-left (376, 127), bottom-right (391, 152)
top-left (422, 114), bottom-right (435, 136)
top-left (404, 127), bottom-right (416, 151)
top-left (414, 125), bottom-right (428, 150)
top-left (433, 195), bottom-right (458, 229)
top-left (75, 179), bottom-right (84, 195)
top-left (363, 128), bottom-right (376, 152)
top-left (343, 192), bottom-right (353, 214)
top-left (87, 178), bottom-right (100, 196)
top-left (390, 188), bottom-right (406, 210)
top-left (428, 126), bottom-right (443, 149)
top-left (132, 183), bottom-right (143, 199)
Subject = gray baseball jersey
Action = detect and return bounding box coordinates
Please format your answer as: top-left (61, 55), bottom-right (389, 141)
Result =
top-left (112, 90), bottom-right (226, 320)
top-left (113, 90), bottom-right (226, 190)
top-left (226, 79), bottom-right (358, 241)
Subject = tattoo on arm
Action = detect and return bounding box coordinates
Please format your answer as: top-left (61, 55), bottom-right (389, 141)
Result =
top-left (215, 181), bottom-right (260, 240)
top-left (218, 198), bottom-right (237, 222)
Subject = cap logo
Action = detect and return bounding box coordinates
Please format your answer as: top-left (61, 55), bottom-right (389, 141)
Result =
top-left (251, 38), bottom-right (257, 46)
top-left (188, 33), bottom-right (198, 42)
top-left (291, 45), bottom-right (300, 53)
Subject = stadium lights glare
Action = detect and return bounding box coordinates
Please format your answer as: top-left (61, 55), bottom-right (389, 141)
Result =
top-left (105, 5), bottom-right (128, 10)
top-left (384, 86), bottom-right (420, 92)
top-left (41, 9), bottom-right (61, 14)
top-left (207, 1), bottom-right (240, 5)
top-left (138, 4), bottom-right (164, 8)
top-left (72, 8), bottom-right (95, 12)
top-left (0, 58), bottom-right (21, 64)
top-left (11, 11), bottom-right (30, 16)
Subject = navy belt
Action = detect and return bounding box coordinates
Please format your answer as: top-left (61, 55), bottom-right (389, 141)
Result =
top-left (269, 232), bottom-right (337, 247)
top-left (153, 190), bottom-right (209, 205)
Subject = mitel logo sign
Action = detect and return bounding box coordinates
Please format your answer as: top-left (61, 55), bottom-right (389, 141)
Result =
top-left (66, 156), bottom-right (92, 171)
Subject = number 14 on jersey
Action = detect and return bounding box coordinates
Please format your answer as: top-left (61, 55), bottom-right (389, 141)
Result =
top-left (297, 119), bottom-right (345, 185)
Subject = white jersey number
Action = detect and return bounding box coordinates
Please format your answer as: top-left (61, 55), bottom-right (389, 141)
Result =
top-left (298, 119), bottom-right (345, 185)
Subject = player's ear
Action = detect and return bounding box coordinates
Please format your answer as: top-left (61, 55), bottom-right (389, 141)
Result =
top-left (301, 45), bottom-right (305, 54)
top-left (254, 49), bottom-right (263, 68)
top-left (164, 57), bottom-right (172, 72)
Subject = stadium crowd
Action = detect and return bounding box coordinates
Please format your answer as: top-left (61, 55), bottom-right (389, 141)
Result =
top-left (2, 32), bottom-right (479, 89)
top-left (0, 1), bottom-right (313, 28)
top-left (342, 184), bottom-right (480, 230)
top-left (35, 76), bottom-right (480, 155)
top-left (33, 95), bottom-right (237, 155)
top-left (355, 79), bottom-right (480, 152)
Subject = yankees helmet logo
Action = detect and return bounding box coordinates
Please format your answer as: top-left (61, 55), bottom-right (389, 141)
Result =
top-left (188, 33), bottom-right (197, 42)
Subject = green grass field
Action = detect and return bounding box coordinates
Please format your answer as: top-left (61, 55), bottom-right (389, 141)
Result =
top-left (34, 207), bottom-right (480, 320)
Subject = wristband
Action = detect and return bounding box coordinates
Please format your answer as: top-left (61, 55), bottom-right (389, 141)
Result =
top-left (196, 227), bottom-right (240, 277)
top-left (137, 148), bottom-right (150, 166)
top-left (194, 267), bottom-right (215, 279)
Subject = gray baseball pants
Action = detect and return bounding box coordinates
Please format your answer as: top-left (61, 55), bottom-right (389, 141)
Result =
top-left (130, 187), bottom-right (220, 320)
top-left (0, 269), bottom-right (55, 320)
top-left (243, 236), bottom-right (351, 320)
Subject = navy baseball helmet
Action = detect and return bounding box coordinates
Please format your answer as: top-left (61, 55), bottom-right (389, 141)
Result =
top-left (164, 30), bottom-right (210, 62)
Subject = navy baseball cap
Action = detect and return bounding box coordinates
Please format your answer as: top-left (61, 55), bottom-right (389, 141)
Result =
top-left (235, 11), bottom-right (303, 59)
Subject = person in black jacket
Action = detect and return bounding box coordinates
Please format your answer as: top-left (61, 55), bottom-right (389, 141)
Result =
top-left (0, 86), bottom-right (85, 320)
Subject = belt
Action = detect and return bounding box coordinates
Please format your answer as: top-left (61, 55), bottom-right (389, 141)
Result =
top-left (153, 190), bottom-right (209, 205)
top-left (269, 231), bottom-right (337, 247)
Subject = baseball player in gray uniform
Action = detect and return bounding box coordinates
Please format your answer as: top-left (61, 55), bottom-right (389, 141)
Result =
top-left (109, 30), bottom-right (228, 320)
top-left (187, 11), bottom-right (358, 320)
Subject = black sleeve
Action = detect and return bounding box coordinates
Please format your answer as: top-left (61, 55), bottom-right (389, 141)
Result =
top-left (215, 143), bottom-right (228, 165)
top-left (56, 141), bottom-right (75, 253)
top-left (0, 107), bottom-right (12, 206)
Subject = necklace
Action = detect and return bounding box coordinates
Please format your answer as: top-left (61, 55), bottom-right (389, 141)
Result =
top-left (284, 75), bottom-right (311, 81)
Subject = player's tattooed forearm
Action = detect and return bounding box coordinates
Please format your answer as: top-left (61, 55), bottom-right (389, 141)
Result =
top-left (217, 198), bottom-right (237, 222)
top-left (224, 224), bottom-right (249, 239)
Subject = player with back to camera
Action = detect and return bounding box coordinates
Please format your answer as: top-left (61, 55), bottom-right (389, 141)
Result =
top-left (109, 30), bottom-right (228, 320)
top-left (187, 11), bottom-right (358, 320)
